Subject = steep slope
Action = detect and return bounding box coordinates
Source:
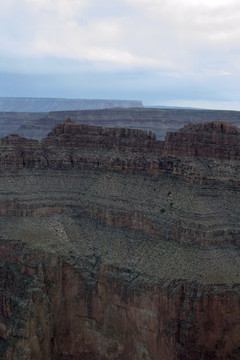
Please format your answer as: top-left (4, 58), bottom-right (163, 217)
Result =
top-left (0, 120), bottom-right (239, 359)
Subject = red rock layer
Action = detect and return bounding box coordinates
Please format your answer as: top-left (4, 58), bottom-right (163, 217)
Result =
top-left (42, 119), bottom-right (162, 153)
top-left (1, 120), bottom-right (240, 166)
top-left (164, 121), bottom-right (240, 160)
top-left (1, 120), bottom-right (240, 190)
top-left (44, 120), bottom-right (240, 161)
top-left (1, 240), bottom-right (239, 360)
top-left (1, 121), bottom-right (240, 359)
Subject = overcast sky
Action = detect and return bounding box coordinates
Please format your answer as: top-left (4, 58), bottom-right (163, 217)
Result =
top-left (1, 0), bottom-right (240, 109)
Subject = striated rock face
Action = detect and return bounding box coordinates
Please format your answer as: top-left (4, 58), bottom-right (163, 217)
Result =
top-left (0, 119), bottom-right (240, 359)
top-left (43, 119), bottom-right (159, 153)
top-left (1, 120), bottom-right (240, 186)
top-left (164, 121), bottom-right (240, 160)
top-left (1, 239), bottom-right (240, 360)
top-left (6, 107), bottom-right (240, 141)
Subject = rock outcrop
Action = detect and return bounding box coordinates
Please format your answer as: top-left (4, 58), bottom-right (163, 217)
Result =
top-left (1, 239), bottom-right (239, 360)
top-left (42, 118), bottom-right (159, 153)
top-left (4, 106), bottom-right (240, 141)
top-left (164, 121), bottom-right (240, 160)
top-left (0, 120), bottom-right (240, 359)
top-left (1, 120), bottom-right (240, 186)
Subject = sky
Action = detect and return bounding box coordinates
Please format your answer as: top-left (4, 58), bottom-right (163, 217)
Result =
top-left (1, 0), bottom-right (240, 109)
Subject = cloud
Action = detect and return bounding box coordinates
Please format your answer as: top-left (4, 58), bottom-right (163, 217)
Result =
top-left (0, 0), bottom-right (240, 108)
top-left (1, 0), bottom-right (239, 73)
top-left (0, 0), bottom-right (160, 67)
top-left (124, 0), bottom-right (240, 62)
top-left (25, 0), bottom-right (87, 19)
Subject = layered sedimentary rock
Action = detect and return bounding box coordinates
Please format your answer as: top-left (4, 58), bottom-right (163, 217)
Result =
top-left (42, 119), bottom-right (159, 152)
top-left (4, 106), bottom-right (240, 141)
top-left (1, 237), bottom-right (239, 360)
top-left (0, 120), bottom-right (240, 359)
top-left (164, 121), bottom-right (240, 160)
top-left (1, 119), bottom-right (240, 186)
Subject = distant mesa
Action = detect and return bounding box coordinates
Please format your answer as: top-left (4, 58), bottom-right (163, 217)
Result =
top-left (3, 105), bottom-right (240, 142)
top-left (0, 97), bottom-right (143, 112)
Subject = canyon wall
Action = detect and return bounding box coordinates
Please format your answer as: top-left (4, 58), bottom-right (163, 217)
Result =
top-left (1, 119), bottom-right (240, 187)
top-left (1, 239), bottom-right (239, 360)
top-left (164, 122), bottom-right (240, 160)
top-left (0, 120), bottom-right (240, 359)
top-left (4, 106), bottom-right (240, 141)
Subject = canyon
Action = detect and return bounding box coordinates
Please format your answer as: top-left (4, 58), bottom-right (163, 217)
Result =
top-left (0, 119), bottom-right (240, 359)
top-left (3, 107), bottom-right (240, 142)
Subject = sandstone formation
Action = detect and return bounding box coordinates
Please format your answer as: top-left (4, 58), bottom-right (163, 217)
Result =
top-left (0, 120), bottom-right (240, 359)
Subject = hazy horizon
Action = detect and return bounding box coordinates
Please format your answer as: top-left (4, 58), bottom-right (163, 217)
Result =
top-left (1, 0), bottom-right (240, 111)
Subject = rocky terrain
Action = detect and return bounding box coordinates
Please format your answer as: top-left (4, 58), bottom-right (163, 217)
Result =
top-left (0, 98), bottom-right (143, 112)
top-left (3, 107), bottom-right (240, 142)
top-left (0, 112), bottom-right (47, 139)
top-left (0, 119), bottom-right (239, 359)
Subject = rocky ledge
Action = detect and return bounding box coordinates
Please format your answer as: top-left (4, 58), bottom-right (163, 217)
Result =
top-left (164, 121), bottom-right (240, 160)
top-left (0, 119), bottom-right (240, 359)
top-left (1, 119), bottom-right (240, 185)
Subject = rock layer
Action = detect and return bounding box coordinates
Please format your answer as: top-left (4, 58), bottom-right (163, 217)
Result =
top-left (4, 107), bottom-right (240, 141)
top-left (1, 239), bottom-right (240, 360)
top-left (164, 121), bottom-right (240, 160)
top-left (1, 120), bottom-right (240, 186)
top-left (0, 120), bottom-right (240, 359)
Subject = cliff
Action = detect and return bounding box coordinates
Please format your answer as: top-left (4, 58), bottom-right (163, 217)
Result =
top-left (164, 121), bottom-right (240, 160)
top-left (1, 239), bottom-right (239, 360)
top-left (4, 107), bottom-right (240, 142)
top-left (1, 119), bottom-right (240, 186)
top-left (0, 120), bottom-right (240, 359)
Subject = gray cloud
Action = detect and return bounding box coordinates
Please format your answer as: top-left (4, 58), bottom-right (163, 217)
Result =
top-left (0, 0), bottom-right (240, 109)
